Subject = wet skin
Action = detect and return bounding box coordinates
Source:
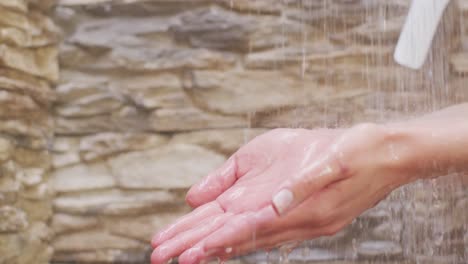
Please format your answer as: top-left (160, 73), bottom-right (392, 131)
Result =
top-left (151, 104), bottom-right (468, 264)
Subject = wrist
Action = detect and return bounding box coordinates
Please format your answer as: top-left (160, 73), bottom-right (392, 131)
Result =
top-left (343, 122), bottom-right (420, 188)
top-left (384, 117), bottom-right (468, 182)
top-left (373, 123), bottom-right (424, 185)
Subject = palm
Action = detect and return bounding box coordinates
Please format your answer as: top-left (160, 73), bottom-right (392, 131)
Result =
top-left (151, 125), bottom-right (403, 264)
top-left (219, 129), bottom-right (340, 212)
top-left (151, 129), bottom-right (340, 263)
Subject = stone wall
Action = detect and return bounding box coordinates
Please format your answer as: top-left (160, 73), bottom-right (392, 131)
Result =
top-left (0, 0), bottom-right (59, 263)
top-left (21, 0), bottom-right (468, 263)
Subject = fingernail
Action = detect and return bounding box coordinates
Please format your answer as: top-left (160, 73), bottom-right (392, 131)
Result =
top-left (272, 189), bottom-right (294, 215)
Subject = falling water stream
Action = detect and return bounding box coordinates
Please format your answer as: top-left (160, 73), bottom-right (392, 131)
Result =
top-left (239, 1), bottom-right (467, 264)
top-left (53, 0), bottom-right (467, 263)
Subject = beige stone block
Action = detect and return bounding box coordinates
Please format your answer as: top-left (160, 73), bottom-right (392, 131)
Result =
top-left (53, 230), bottom-right (143, 252)
top-left (451, 52), bottom-right (468, 73)
top-left (68, 16), bottom-right (171, 49)
top-left (285, 0), bottom-right (408, 28)
top-left (19, 183), bottom-right (52, 201)
top-left (111, 73), bottom-right (183, 110)
top-left (0, 206), bottom-right (28, 232)
top-left (104, 209), bottom-right (191, 243)
top-left (0, 6), bottom-right (41, 34)
top-left (50, 138), bottom-right (81, 168)
top-left (79, 132), bottom-right (168, 162)
top-left (216, 0), bottom-right (283, 14)
top-left (5, 115), bottom-right (53, 139)
top-left (58, 43), bottom-right (105, 69)
top-left (0, 175), bottom-right (21, 205)
top-left (357, 241), bottom-right (403, 259)
top-left (17, 241), bottom-right (53, 264)
top-left (17, 168), bottom-right (44, 187)
top-left (51, 163), bottom-right (115, 193)
top-left (0, 25), bottom-right (58, 48)
top-left (331, 16), bottom-right (405, 44)
top-left (13, 148), bottom-right (50, 169)
top-left (0, 68), bottom-right (53, 106)
top-left (17, 196), bottom-right (52, 222)
top-left (51, 213), bottom-right (99, 235)
top-left (0, 0), bottom-right (28, 13)
top-left (0, 137), bottom-right (12, 162)
top-left (52, 151), bottom-right (80, 168)
top-left (0, 233), bottom-right (22, 263)
top-left (52, 136), bottom-right (80, 153)
top-left (53, 190), bottom-right (178, 215)
top-left (246, 42), bottom-right (393, 69)
top-left (108, 144), bottom-right (225, 189)
top-left (371, 222), bottom-right (402, 242)
top-left (184, 70), bottom-right (323, 115)
top-left (171, 128), bottom-right (267, 156)
top-left (55, 115), bottom-right (116, 135)
top-left (170, 7), bottom-right (308, 52)
top-left (62, 46), bottom-right (236, 71)
top-left (0, 45), bottom-right (58, 82)
top-left (0, 90), bottom-right (43, 120)
top-left (52, 248), bottom-right (149, 263)
top-left (150, 106), bottom-right (248, 132)
top-left (109, 47), bottom-right (236, 72)
top-left (56, 93), bottom-right (123, 118)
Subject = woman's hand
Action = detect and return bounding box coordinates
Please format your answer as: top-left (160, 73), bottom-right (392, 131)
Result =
top-left (150, 123), bottom-right (416, 264)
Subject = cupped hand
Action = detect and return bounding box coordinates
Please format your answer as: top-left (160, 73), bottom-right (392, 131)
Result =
top-left (151, 124), bottom-right (413, 264)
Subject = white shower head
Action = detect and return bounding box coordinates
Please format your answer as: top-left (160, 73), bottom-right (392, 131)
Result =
top-left (394, 0), bottom-right (451, 69)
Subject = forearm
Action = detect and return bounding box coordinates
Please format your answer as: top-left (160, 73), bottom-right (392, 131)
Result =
top-left (386, 103), bottom-right (468, 182)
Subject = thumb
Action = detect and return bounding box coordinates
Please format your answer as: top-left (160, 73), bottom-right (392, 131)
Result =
top-left (272, 155), bottom-right (346, 215)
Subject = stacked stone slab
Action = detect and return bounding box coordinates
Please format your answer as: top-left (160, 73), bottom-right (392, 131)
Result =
top-left (0, 0), bottom-right (59, 264)
top-left (41, 0), bottom-right (468, 263)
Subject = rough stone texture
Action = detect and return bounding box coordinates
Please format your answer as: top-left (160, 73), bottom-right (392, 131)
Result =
top-left (103, 208), bottom-right (191, 243)
top-left (170, 128), bottom-right (267, 156)
top-left (79, 132), bottom-right (169, 161)
top-left (0, 206), bottom-right (28, 232)
top-left (51, 213), bottom-right (99, 235)
top-left (52, 163), bottom-right (116, 192)
top-left (48, 0), bottom-right (468, 263)
top-left (184, 70), bottom-right (323, 114)
top-left (0, 1), bottom-right (58, 263)
top-left (0, 137), bottom-right (12, 162)
top-left (53, 190), bottom-right (178, 215)
top-left (53, 230), bottom-right (144, 251)
top-left (109, 144), bottom-right (226, 189)
top-left (357, 241), bottom-right (403, 260)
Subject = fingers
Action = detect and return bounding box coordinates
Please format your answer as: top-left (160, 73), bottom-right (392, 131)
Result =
top-left (233, 227), bottom-right (320, 256)
top-left (186, 157), bottom-right (238, 208)
top-left (151, 202), bottom-right (224, 248)
top-left (204, 206), bottom-right (277, 250)
top-left (272, 153), bottom-right (345, 216)
top-left (173, 182), bottom-right (362, 264)
top-left (194, 215), bottom-right (353, 263)
top-left (176, 206), bottom-right (277, 264)
top-left (151, 212), bottom-right (233, 264)
top-left (189, 227), bottom-right (324, 263)
top-left (177, 243), bottom-right (205, 264)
